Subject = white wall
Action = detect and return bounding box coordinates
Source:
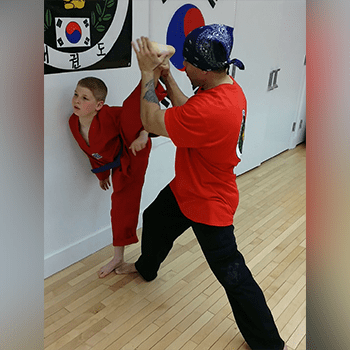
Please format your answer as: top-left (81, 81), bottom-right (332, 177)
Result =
top-left (44, 0), bottom-right (305, 278)
top-left (233, 0), bottom-right (306, 175)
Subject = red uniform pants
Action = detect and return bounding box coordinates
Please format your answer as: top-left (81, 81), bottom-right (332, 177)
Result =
top-left (110, 142), bottom-right (151, 246)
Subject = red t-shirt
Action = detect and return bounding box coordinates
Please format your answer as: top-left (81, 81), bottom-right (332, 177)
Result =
top-left (164, 78), bottom-right (247, 226)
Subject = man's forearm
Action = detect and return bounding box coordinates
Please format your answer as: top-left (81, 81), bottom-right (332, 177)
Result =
top-left (140, 71), bottom-right (159, 128)
top-left (140, 71), bottom-right (168, 137)
top-left (162, 71), bottom-right (188, 106)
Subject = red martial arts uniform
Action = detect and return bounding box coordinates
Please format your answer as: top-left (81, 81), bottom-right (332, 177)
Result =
top-left (69, 82), bottom-right (167, 246)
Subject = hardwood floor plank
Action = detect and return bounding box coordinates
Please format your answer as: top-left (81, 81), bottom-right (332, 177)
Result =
top-left (282, 303), bottom-right (306, 349)
top-left (191, 307), bottom-right (232, 346)
top-left (206, 323), bottom-right (240, 350)
top-left (138, 295), bottom-right (208, 350)
top-left (277, 287), bottom-right (306, 332)
top-left (295, 335), bottom-right (306, 350)
top-left (119, 323), bottom-right (159, 350)
top-left (175, 288), bottom-right (226, 333)
top-left (180, 340), bottom-right (198, 350)
top-left (153, 272), bottom-right (214, 327)
top-left (86, 298), bottom-right (151, 349)
top-left (164, 311), bottom-right (214, 350)
top-left (45, 262), bottom-right (85, 291)
top-left (44, 288), bottom-right (112, 339)
top-left (272, 275), bottom-right (306, 320)
top-left (247, 215), bottom-right (306, 270)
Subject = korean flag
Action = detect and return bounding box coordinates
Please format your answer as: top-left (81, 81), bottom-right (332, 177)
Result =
top-left (55, 17), bottom-right (91, 49)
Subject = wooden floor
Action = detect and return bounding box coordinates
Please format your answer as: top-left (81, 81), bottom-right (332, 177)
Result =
top-left (44, 143), bottom-right (306, 350)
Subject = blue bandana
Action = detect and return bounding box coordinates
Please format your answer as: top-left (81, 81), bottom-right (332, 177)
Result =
top-left (183, 24), bottom-right (244, 72)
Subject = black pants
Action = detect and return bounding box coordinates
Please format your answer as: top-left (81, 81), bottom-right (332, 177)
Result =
top-left (135, 185), bottom-right (285, 350)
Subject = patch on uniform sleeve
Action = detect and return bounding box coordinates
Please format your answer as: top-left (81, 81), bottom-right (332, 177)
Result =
top-left (92, 153), bottom-right (102, 159)
top-left (236, 109), bottom-right (246, 160)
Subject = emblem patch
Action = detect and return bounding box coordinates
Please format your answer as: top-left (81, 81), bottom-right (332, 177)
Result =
top-left (92, 153), bottom-right (102, 160)
top-left (236, 109), bottom-right (246, 160)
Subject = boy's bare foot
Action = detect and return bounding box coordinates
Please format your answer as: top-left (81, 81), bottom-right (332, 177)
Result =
top-left (115, 262), bottom-right (137, 275)
top-left (98, 258), bottom-right (123, 278)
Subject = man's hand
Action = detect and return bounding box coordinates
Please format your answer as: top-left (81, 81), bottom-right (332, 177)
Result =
top-left (99, 177), bottom-right (111, 191)
top-left (129, 130), bottom-right (149, 156)
top-left (131, 37), bottom-right (169, 73)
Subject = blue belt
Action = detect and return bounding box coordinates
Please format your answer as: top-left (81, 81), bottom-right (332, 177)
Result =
top-left (91, 140), bottom-right (123, 174)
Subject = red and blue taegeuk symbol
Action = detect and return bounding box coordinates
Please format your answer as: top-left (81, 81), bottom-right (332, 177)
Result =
top-left (166, 4), bottom-right (205, 71)
top-left (65, 21), bottom-right (82, 44)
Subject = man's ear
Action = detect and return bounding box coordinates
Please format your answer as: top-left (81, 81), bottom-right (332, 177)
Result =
top-left (96, 100), bottom-right (104, 111)
top-left (201, 70), bottom-right (209, 78)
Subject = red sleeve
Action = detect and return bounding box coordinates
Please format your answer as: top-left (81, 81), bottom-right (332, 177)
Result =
top-left (108, 106), bottom-right (122, 129)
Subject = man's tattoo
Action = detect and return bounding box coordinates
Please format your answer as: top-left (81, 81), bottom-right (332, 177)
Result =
top-left (143, 79), bottom-right (160, 105)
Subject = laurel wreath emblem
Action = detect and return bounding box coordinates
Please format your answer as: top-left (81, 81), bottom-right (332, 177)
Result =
top-left (44, 9), bottom-right (53, 32)
top-left (91, 0), bottom-right (115, 32)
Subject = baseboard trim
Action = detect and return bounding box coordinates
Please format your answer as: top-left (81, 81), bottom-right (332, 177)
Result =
top-left (44, 226), bottom-right (112, 279)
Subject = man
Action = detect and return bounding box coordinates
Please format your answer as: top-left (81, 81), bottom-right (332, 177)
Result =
top-left (117, 24), bottom-right (287, 350)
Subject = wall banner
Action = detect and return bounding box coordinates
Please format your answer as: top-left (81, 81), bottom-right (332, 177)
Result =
top-left (44, 0), bottom-right (132, 75)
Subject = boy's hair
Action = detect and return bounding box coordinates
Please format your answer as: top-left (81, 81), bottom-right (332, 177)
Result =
top-left (77, 77), bottom-right (108, 102)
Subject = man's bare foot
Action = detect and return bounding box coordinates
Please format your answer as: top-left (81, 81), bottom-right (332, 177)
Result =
top-left (115, 262), bottom-right (137, 275)
top-left (98, 258), bottom-right (123, 278)
top-left (283, 344), bottom-right (288, 350)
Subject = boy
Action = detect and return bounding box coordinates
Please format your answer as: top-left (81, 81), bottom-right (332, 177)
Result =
top-left (69, 45), bottom-right (173, 277)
